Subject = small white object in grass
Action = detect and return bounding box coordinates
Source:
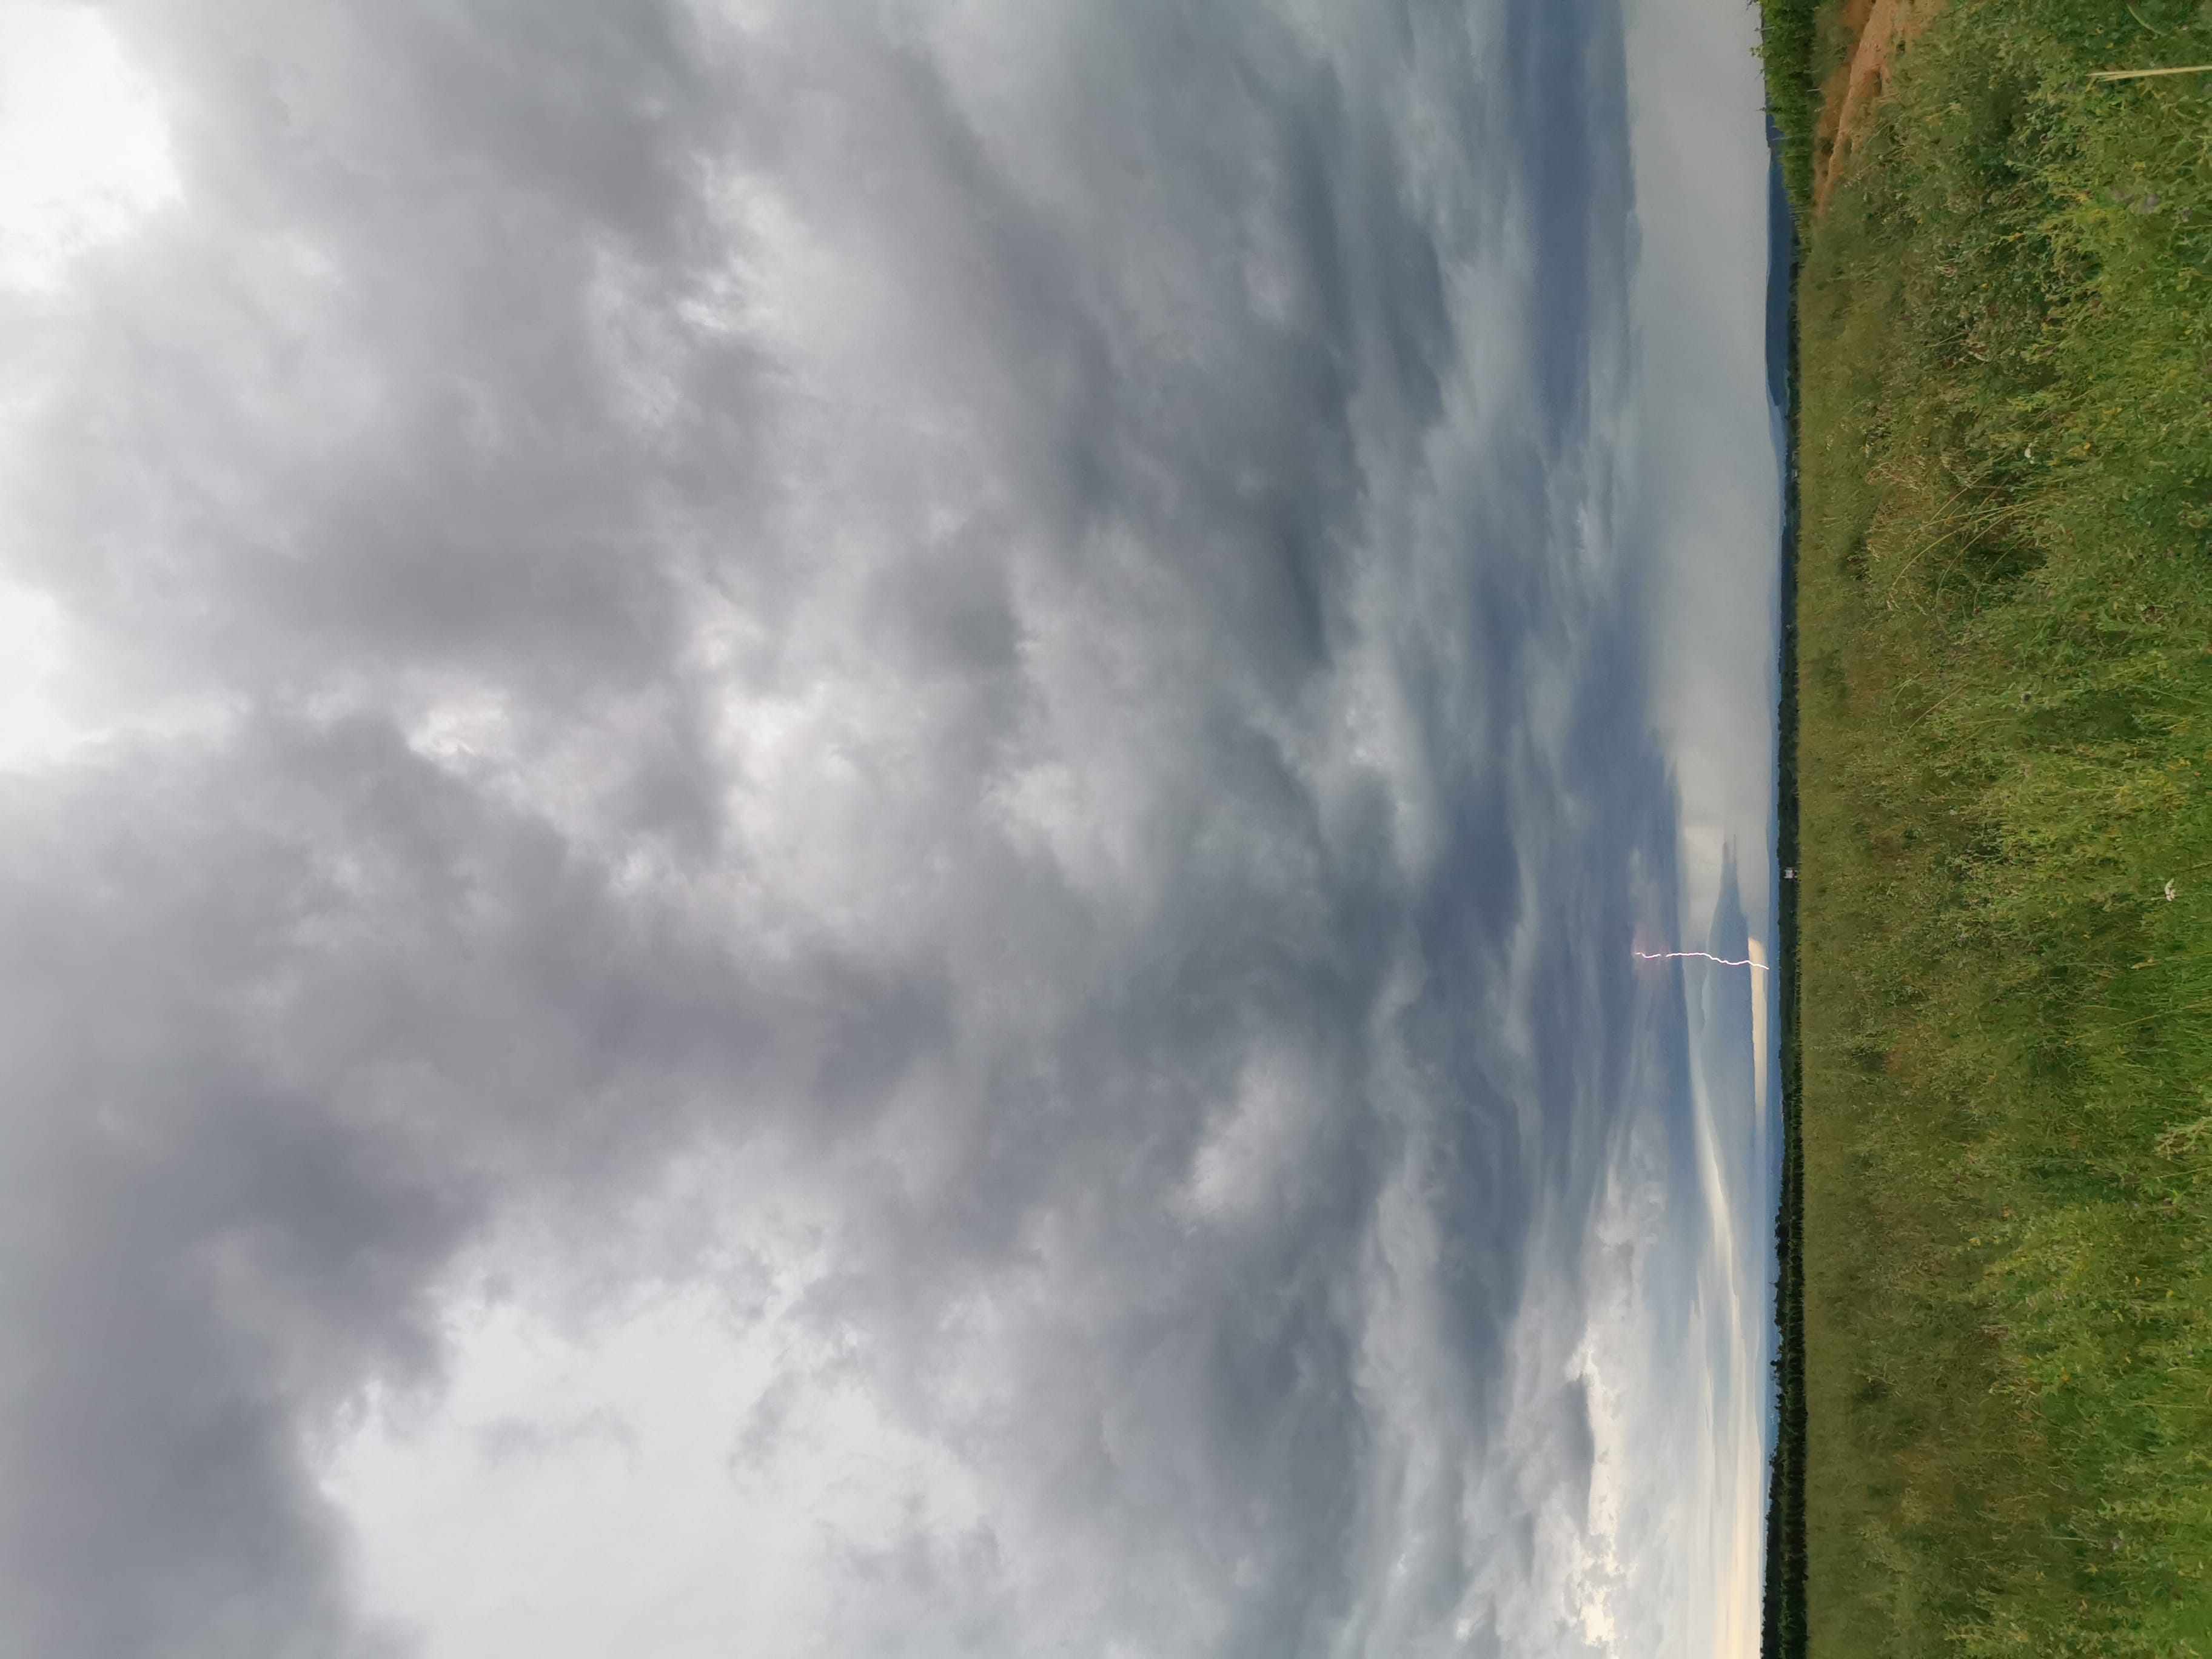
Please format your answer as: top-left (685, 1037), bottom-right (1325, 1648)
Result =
top-left (2166, 879), bottom-right (2177, 902)
top-left (2090, 62), bottom-right (2212, 80)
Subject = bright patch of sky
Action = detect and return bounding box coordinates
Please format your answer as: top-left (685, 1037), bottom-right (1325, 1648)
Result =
top-left (0, 4), bottom-right (177, 290)
top-left (0, 5), bottom-right (181, 770)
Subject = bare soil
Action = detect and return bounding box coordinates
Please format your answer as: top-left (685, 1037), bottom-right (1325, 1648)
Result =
top-left (1812, 0), bottom-right (1944, 215)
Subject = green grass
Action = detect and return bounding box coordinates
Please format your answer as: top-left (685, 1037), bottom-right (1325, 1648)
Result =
top-left (1763, 0), bottom-right (1825, 210)
top-left (1795, 0), bottom-right (2212, 1652)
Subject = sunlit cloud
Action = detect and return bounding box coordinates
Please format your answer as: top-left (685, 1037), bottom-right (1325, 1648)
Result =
top-left (0, 5), bottom-right (179, 292)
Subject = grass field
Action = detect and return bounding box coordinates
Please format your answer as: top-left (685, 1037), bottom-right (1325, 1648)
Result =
top-left (1769, 0), bottom-right (2212, 1651)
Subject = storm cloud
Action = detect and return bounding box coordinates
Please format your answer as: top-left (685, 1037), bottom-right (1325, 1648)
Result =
top-left (0, 2), bottom-right (1778, 1655)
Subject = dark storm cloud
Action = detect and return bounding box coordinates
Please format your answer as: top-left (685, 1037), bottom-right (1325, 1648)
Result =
top-left (0, 1), bottom-right (1711, 1654)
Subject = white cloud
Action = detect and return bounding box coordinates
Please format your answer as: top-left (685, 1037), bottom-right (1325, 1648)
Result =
top-left (0, 4), bottom-right (179, 292)
top-left (0, 1), bottom-right (1781, 1655)
top-left (321, 1216), bottom-right (996, 1659)
top-left (0, 578), bottom-right (78, 766)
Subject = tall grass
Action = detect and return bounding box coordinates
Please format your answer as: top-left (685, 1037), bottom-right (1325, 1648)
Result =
top-left (1797, 0), bottom-right (2212, 1651)
top-left (1761, 0), bottom-right (1825, 210)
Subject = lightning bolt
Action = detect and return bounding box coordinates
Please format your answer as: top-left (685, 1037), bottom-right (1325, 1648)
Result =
top-left (1634, 950), bottom-right (1769, 970)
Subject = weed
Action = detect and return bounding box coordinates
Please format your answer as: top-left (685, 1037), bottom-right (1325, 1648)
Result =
top-left (1792, 0), bottom-right (2212, 1649)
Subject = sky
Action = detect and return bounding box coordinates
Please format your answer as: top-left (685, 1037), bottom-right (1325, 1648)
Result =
top-left (0, 2), bottom-right (1781, 1656)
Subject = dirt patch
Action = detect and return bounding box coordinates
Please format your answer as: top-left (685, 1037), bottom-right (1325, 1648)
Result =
top-left (1812, 0), bottom-right (1945, 216)
top-left (1809, 0), bottom-right (1876, 186)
